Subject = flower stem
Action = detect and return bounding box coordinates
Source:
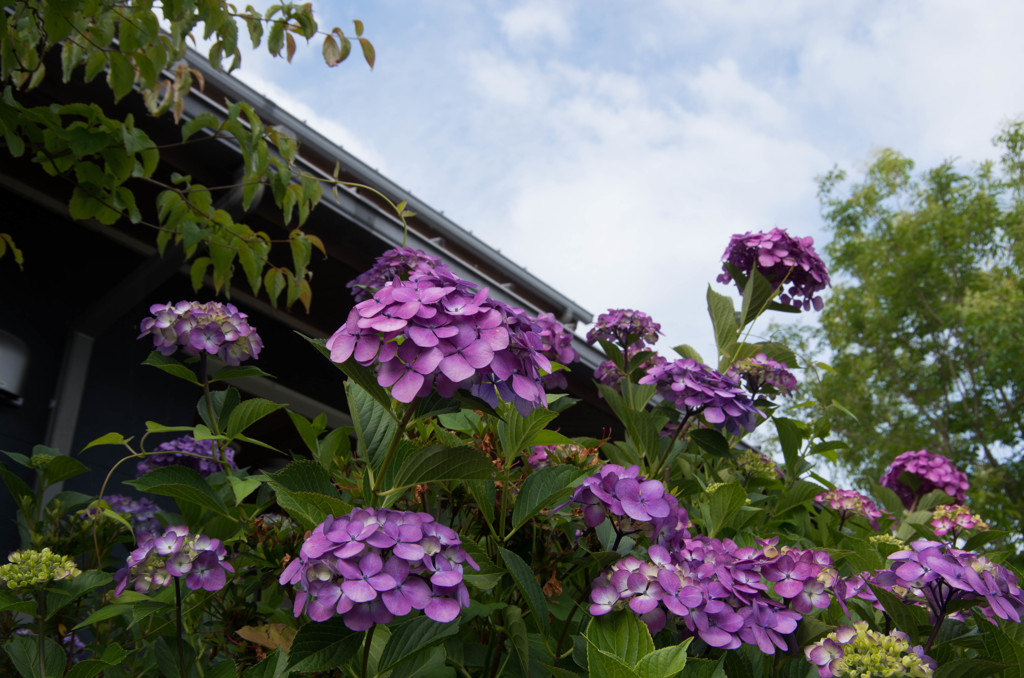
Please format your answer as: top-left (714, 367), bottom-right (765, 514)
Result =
top-left (35, 595), bottom-right (45, 678)
top-left (175, 578), bottom-right (186, 678)
top-left (371, 402), bottom-right (417, 500)
top-left (361, 626), bottom-right (376, 678)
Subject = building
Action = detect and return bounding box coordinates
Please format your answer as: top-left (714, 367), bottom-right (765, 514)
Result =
top-left (0, 48), bottom-right (613, 552)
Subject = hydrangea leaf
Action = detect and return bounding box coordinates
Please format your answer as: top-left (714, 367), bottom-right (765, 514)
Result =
top-left (127, 466), bottom-right (229, 517)
top-left (4, 633), bottom-right (66, 678)
top-left (509, 465), bottom-right (590, 537)
top-left (286, 617), bottom-right (363, 672)
top-left (496, 405), bottom-right (560, 462)
top-left (390, 444), bottom-right (495, 491)
top-left (635, 638), bottom-right (692, 678)
top-left (586, 610), bottom-right (654, 667)
top-left (498, 547), bottom-right (551, 636)
top-left (377, 615), bottom-right (460, 673)
top-left (706, 285), bottom-right (738, 359)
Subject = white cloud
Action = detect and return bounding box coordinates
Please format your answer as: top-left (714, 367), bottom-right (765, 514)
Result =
top-left (498, 0), bottom-right (575, 47)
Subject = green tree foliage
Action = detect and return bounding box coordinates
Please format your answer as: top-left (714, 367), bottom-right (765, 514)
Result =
top-left (798, 122), bottom-right (1024, 534)
top-left (0, 1), bottom-right (376, 309)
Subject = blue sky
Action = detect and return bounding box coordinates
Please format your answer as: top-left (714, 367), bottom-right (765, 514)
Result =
top-left (229, 1), bottom-right (1024, 360)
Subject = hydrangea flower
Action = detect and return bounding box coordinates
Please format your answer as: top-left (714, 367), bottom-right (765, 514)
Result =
top-left (586, 309), bottom-right (662, 349)
top-left (102, 494), bottom-right (162, 540)
top-left (717, 228), bottom-right (831, 311)
top-left (0, 548), bottom-right (80, 589)
top-left (136, 435), bottom-right (237, 478)
top-left (568, 464), bottom-right (674, 528)
top-left (113, 526), bottom-right (233, 595)
top-left (727, 353), bottom-right (798, 398)
top-left (346, 248), bottom-right (444, 302)
top-left (534, 312), bottom-right (578, 389)
top-left (590, 538), bottom-right (848, 653)
top-left (327, 255), bottom-right (553, 413)
top-left (930, 504), bottom-right (988, 538)
top-left (879, 450), bottom-right (969, 509)
top-left (815, 488), bottom-right (886, 530)
top-left (280, 508), bottom-right (479, 630)
top-left (805, 622), bottom-right (935, 678)
top-left (138, 301), bottom-right (263, 365)
top-left (639, 359), bottom-right (761, 436)
top-left (871, 540), bottom-right (1024, 624)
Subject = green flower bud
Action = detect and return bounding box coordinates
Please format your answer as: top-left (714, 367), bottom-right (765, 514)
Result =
top-left (0, 548), bottom-right (81, 590)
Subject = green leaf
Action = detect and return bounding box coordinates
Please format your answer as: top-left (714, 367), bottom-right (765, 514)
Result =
top-left (358, 37), bottom-right (375, 68)
top-left (586, 612), bottom-right (654, 666)
top-left (286, 617), bottom-right (363, 672)
top-left (47, 570), bottom-right (112, 618)
top-left (0, 462), bottom-right (33, 511)
top-left (40, 453), bottom-right (89, 484)
top-left (225, 398), bottom-right (285, 438)
top-left (870, 483), bottom-right (905, 517)
top-left (104, 51), bottom-right (134, 102)
top-left (934, 659), bottom-right (1015, 678)
top-left (868, 585), bottom-right (929, 641)
top-left (707, 484), bottom-right (747, 537)
top-left (391, 444), bottom-right (495, 490)
top-left (774, 417), bottom-right (804, 478)
top-left (587, 647), bottom-right (640, 678)
top-left (347, 380), bottom-right (397, 470)
top-left (774, 479), bottom-right (824, 517)
top-left (977, 612), bottom-right (1024, 678)
top-left (510, 465), bottom-right (589, 536)
top-left (706, 286), bottom-right (738, 358)
top-left (141, 351), bottom-right (200, 385)
top-left (739, 267), bottom-right (778, 326)
top-left (636, 639), bottom-right (692, 678)
top-left (497, 406), bottom-right (560, 462)
top-left (73, 602), bottom-right (131, 630)
top-left (689, 429), bottom-right (729, 457)
top-left (267, 460), bottom-right (351, 530)
top-left (126, 466), bottom-right (228, 516)
top-left (377, 616), bottom-right (460, 672)
top-left (65, 643), bottom-right (130, 678)
top-left (227, 474), bottom-right (263, 505)
top-left (4, 633), bottom-right (66, 678)
top-left (82, 432), bottom-right (132, 451)
top-left (240, 649), bottom-right (289, 678)
top-left (209, 365), bottom-right (275, 382)
top-left (672, 344), bottom-right (705, 363)
top-left (498, 547), bottom-right (550, 635)
top-left (503, 605), bottom-right (531, 675)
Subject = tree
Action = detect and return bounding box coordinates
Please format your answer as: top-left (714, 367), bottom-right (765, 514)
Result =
top-left (0, 1), bottom-right (379, 308)
top-left (796, 123), bottom-right (1024, 534)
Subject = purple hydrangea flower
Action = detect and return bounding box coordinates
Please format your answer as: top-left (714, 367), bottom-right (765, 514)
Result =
top-left (870, 540), bottom-right (1024, 625)
top-left (136, 435), bottom-right (237, 478)
top-left (815, 488), bottom-right (886, 530)
top-left (138, 301), bottom-right (263, 365)
top-left (590, 538), bottom-right (842, 652)
top-left (534, 312), bottom-right (578, 389)
top-left (639, 359), bottom-right (761, 436)
top-left (103, 494), bottom-right (162, 540)
top-left (113, 525), bottom-right (233, 595)
top-left (569, 464), bottom-right (675, 528)
top-left (930, 504), bottom-right (988, 539)
top-left (327, 254), bottom-right (553, 413)
top-left (727, 353), bottom-right (798, 398)
top-left (279, 508), bottom-right (479, 631)
top-left (346, 248), bottom-right (445, 302)
top-left (879, 450), bottom-right (969, 509)
top-left (586, 309), bottom-right (662, 349)
top-left (716, 228), bottom-right (831, 311)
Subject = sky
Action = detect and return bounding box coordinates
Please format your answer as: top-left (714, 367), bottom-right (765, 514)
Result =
top-left (227, 0), bottom-right (1024, 362)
